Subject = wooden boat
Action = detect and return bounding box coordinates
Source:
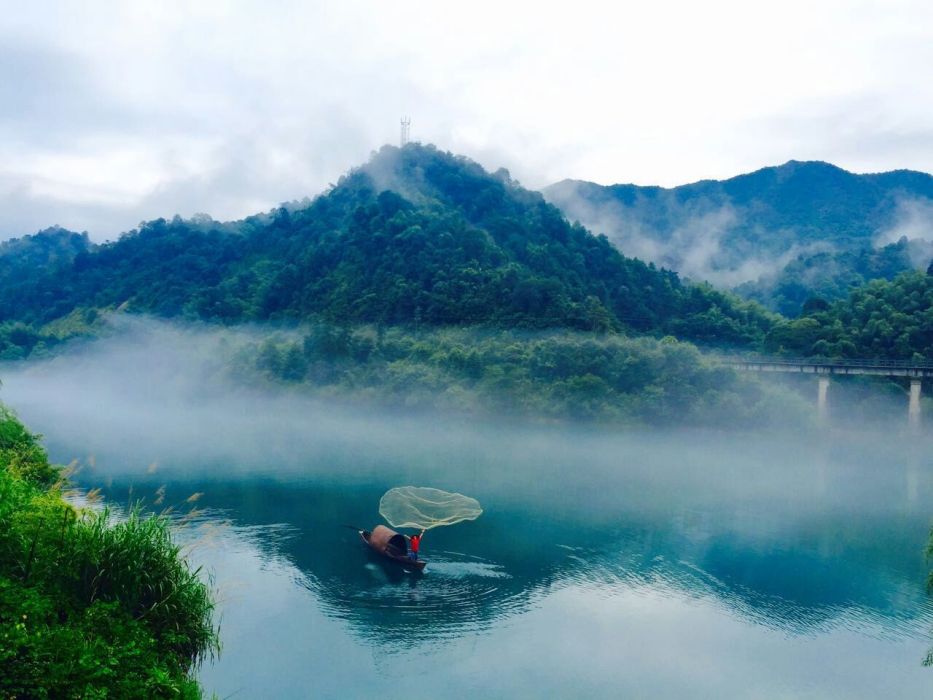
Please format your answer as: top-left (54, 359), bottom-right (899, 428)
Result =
top-left (359, 524), bottom-right (427, 571)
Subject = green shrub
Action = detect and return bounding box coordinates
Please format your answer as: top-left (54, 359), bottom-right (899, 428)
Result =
top-left (66, 507), bottom-right (218, 668)
top-left (0, 405), bottom-right (218, 697)
top-left (0, 578), bottom-right (203, 699)
top-left (0, 407), bottom-right (57, 487)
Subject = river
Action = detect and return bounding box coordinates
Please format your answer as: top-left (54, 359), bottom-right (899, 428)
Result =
top-left (2, 336), bottom-right (933, 698)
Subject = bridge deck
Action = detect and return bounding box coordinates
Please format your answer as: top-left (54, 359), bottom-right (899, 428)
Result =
top-left (716, 356), bottom-right (933, 379)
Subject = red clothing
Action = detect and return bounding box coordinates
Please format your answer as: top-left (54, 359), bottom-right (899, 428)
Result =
top-left (410, 535), bottom-right (421, 553)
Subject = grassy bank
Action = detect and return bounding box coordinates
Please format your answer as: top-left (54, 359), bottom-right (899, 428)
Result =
top-left (0, 405), bottom-right (218, 698)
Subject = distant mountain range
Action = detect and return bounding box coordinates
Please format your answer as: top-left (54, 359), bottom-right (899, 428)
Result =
top-left (544, 161), bottom-right (933, 315)
top-left (6, 147), bottom-right (933, 358)
top-left (0, 144), bottom-right (772, 346)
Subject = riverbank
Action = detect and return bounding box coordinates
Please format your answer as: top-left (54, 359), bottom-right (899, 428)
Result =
top-left (232, 323), bottom-right (814, 428)
top-left (0, 404), bottom-right (218, 698)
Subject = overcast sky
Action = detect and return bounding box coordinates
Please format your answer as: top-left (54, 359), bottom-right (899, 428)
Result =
top-left (1, 0), bottom-right (932, 240)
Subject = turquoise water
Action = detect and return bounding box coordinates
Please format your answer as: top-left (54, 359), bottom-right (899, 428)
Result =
top-left (4, 349), bottom-right (933, 698)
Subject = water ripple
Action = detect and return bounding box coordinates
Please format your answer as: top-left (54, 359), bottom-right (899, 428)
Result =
top-left (299, 548), bottom-right (528, 647)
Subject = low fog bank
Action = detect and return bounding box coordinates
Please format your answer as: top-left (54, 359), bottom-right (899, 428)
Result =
top-left (0, 317), bottom-right (928, 487)
top-left (1, 314), bottom-right (821, 432)
top-left (0, 317), bottom-right (436, 475)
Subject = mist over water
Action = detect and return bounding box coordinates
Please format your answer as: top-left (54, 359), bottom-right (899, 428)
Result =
top-left (2, 320), bottom-right (933, 698)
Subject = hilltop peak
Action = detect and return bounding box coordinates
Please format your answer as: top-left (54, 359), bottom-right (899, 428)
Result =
top-left (772, 159), bottom-right (841, 171)
top-left (330, 142), bottom-right (536, 223)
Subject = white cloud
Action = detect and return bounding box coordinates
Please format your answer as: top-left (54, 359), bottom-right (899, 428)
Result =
top-left (875, 197), bottom-right (933, 268)
top-left (543, 187), bottom-right (821, 286)
top-left (1, 0), bottom-right (932, 239)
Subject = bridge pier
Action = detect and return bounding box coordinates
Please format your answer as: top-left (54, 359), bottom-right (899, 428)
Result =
top-left (817, 376), bottom-right (829, 423)
top-left (909, 379), bottom-right (921, 431)
top-left (720, 355), bottom-right (932, 431)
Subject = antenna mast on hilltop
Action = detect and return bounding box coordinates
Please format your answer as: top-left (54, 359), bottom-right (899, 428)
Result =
top-left (400, 116), bottom-right (411, 147)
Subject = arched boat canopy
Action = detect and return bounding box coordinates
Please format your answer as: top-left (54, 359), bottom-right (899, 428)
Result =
top-left (369, 525), bottom-right (408, 555)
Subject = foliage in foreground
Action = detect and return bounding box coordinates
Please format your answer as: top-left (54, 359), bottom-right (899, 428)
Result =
top-left (235, 324), bottom-right (812, 427)
top-left (0, 406), bottom-right (218, 698)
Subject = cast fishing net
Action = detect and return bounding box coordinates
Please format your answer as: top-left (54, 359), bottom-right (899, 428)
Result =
top-left (379, 486), bottom-right (483, 530)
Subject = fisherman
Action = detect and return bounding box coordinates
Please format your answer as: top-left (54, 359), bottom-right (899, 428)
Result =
top-left (408, 529), bottom-right (425, 561)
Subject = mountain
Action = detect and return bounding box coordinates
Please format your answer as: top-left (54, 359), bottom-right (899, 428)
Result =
top-left (0, 144), bottom-right (773, 346)
top-left (544, 161), bottom-right (933, 315)
top-left (0, 226), bottom-right (91, 282)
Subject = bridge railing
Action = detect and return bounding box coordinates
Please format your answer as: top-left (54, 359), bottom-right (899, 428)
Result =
top-left (713, 355), bottom-right (933, 370)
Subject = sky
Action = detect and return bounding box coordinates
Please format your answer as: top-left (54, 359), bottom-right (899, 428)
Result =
top-left (1, 0), bottom-right (932, 240)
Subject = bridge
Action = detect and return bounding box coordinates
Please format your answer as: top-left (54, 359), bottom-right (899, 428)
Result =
top-left (713, 356), bottom-right (933, 429)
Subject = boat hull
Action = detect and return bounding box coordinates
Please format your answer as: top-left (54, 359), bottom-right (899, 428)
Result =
top-left (360, 529), bottom-right (427, 571)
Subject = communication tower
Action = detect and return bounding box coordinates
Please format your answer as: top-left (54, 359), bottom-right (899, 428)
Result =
top-left (400, 116), bottom-right (411, 146)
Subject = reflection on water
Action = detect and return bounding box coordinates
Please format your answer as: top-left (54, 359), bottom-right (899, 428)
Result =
top-left (71, 433), bottom-right (933, 655)
top-left (145, 449), bottom-right (933, 700)
top-left (4, 356), bottom-right (933, 696)
top-left (308, 552), bottom-right (523, 646)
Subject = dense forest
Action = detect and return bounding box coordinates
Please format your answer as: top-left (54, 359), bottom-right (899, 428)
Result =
top-left (229, 324), bottom-right (810, 426)
top-left (764, 271), bottom-right (933, 359)
top-left (0, 144), bottom-right (773, 346)
top-left (546, 161), bottom-right (933, 315)
top-left (0, 405), bottom-right (218, 697)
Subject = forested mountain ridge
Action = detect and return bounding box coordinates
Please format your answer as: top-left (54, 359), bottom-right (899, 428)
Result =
top-left (545, 161), bottom-right (933, 315)
top-left (0, 144), bottom-right (773, 346)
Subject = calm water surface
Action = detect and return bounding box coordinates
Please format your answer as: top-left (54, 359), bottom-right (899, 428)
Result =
top-left (4, 350), bottom-right (933, 699)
